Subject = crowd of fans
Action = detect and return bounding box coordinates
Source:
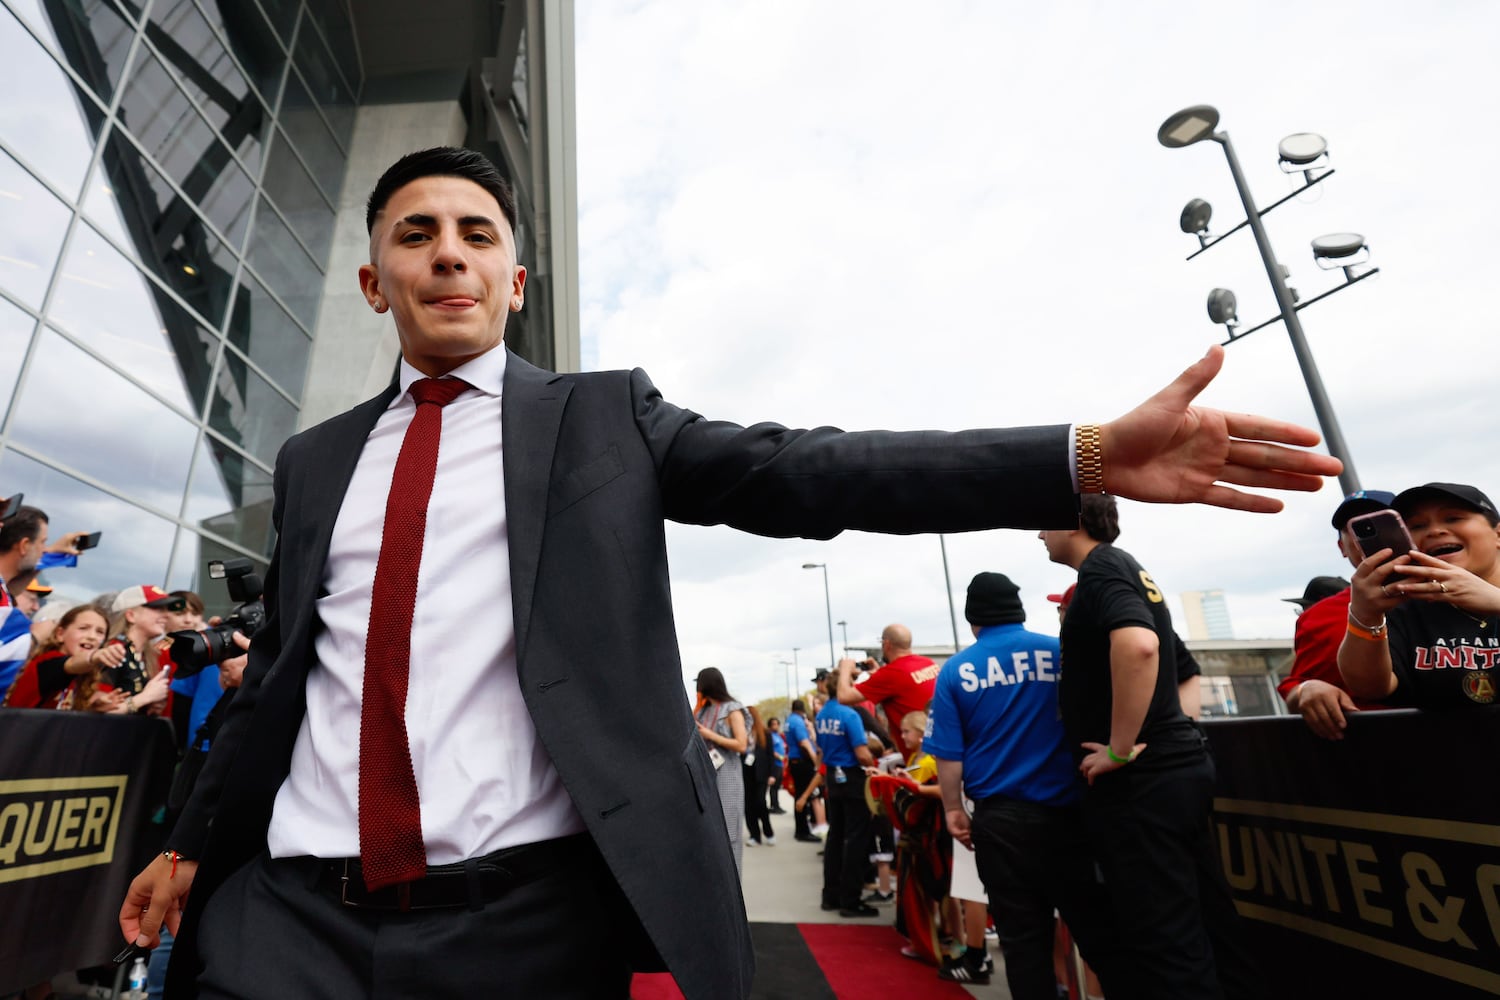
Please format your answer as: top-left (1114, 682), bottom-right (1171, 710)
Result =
top-left (694, 480), bottom-right (1499, 997)
top-left (1, 498), bottom-right (247, 1000)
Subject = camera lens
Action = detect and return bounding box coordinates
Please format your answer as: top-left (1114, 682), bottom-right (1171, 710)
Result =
top-left (1355, 521), bottom-right (1373, 536)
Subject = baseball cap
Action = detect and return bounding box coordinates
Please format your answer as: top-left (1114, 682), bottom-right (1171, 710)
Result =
top-left (1282, 575), bottom-right (1350, 610)
top-left (1046, 583), bottom-right (1077, 608)
top-left (810, 668), bottom-right (830, 684)
top-left (25, 578), bottom-right (52, 596)
top-left (1330, 490), bottom-right (1396, 531)
top-left (111, 584), bottom-right (186, 613)
top-left (1392, 483), bottom-right (1500, 526)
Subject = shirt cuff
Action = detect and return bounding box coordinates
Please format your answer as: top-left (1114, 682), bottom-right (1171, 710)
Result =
top-left (1067, 423), bottom-right (1079, 493)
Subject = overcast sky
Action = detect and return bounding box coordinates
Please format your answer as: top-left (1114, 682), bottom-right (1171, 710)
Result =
top-left (571, 1), bottom-right (1500, 704)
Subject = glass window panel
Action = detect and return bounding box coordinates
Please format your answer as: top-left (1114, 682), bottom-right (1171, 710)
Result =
top-left (0, 148), bottom-right (74, 309)
top-left (49, 222), bottom-right (217, 413)
top-left (0, 450), bottom-right (178, 603)
top-left (254, 0), bottom-right (297, 46)
top-left (7, 0), bottom-right (134, 102)
top-left (225, 269), bottom-right (309, 397)
top-left (85, 132), bottom-right (239, 330)
top-left (0, 6), bottom-right (107, 198)
top-left (182, 435), bottom-right (274, 558)
top-left (188, 0), bottom-right (285, 101)
top-left (245, 197), bottom-right (321, 328)
top-left (0, 293), bottom-right (38, 407)
top-left (166, 528), bottom-right (270, 615)
top-left (116, 44), bottom-right (254, 246)
top-left (262, 128), bottom-right (333, 262)
top-left (303, 0), bottom-right (359, 95)
top-left (293, 19), bottom-right (353, 148)
top-left (209, 348), bottom-right (296, 468)
top-left (278, 71), bottom-right (344, 201)
top-left (142, 7), bottom-right (269, 177)
top-left (9, 328), bottom-right (198, 516)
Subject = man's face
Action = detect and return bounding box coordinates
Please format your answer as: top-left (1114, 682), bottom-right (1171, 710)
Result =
top-left (167, 608), bottom-right (204, 632)
top-left (14, 591), bottom-right (39, 616)
top-left (1038, 529), bottom-right (1071, 565)
top-left (1336, 523), bottom-right (1364, 570)
top-left (359, 175), bottom-right (527, 376)
top-left (17, 523), bottom-right (48, 572)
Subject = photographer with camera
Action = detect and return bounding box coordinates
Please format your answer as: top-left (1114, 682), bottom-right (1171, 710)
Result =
top-left (835, 624), bottom-right (939, 759)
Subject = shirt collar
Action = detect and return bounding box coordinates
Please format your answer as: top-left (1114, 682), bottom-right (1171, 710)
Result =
top-left (396, 344), bottom-right (508, 400)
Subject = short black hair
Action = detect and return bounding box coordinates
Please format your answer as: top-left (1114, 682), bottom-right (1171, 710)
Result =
top-left (1079, 494), bottom-right (1120, 544)
top-left (365, 147), bottom-right (518, 235)
top-left (790, 699), bottom-right (806, 714)
top-left (0, 505), bottom-right (48, 553)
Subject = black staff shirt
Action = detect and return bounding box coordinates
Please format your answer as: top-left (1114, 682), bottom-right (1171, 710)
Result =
top-left (1058, 544), bottom-right (1203, 771)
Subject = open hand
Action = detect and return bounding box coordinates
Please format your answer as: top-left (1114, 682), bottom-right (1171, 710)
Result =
top-left (1100, 346), bottom-right (1343, 513)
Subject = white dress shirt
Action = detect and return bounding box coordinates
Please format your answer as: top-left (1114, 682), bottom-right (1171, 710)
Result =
top-left (267, 347), bottom-right (586, 862)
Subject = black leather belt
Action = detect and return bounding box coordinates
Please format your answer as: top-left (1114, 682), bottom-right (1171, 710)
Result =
top-left (308, 832), bottom-right (593, 912)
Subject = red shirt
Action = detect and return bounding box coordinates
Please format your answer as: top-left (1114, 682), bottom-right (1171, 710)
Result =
top-left (4, 649), bottom-right (72, 709)
top-left (854, 653), bottom-right (939, 757)
top-left (1278, 589), bottom-right (1387, 711)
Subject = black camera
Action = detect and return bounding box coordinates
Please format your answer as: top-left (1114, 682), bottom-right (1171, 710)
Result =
top-left (168, 558), bottom-right (265, 677)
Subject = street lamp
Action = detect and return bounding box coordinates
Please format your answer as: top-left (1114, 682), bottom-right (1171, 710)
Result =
top-left (801, 563), bottom-right (837, 670)
top-left (836, 620), bottom-right (849, 657)
top-left (778, 659), bottom-right (793, 699)
top-left (1159, 104), bottom-right (1373, 494)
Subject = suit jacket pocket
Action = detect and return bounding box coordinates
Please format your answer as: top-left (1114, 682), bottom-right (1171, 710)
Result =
top-left (548, 444), bottom-right (625, 518)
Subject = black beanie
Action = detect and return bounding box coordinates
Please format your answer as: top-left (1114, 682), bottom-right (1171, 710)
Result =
top-left (965, 572), bottom-right (1025, 626)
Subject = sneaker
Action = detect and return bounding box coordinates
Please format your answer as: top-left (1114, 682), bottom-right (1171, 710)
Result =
top-left (899, 944), bottom-right (922, 961)
top-left (937, 956), bottom-right (991, 985)
top-left (839, 903), bottom-right (880, 918)
top-left (820, 900), bottom-right (840, 912)
top-left (794, 833), bottom-right (822, 843)
top-left (862, 889), bottom-right (895, 904)
top-left (984, 925), bottom-right (998, 942)
top-left (764, 835), bottom-right (776, 845)
top-left (811, 824), bottom-right (830, 836)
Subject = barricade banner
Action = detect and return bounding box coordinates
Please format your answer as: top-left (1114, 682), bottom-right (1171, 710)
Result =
top-left (1204, 706), bottom-right (1500, 998)
top-left (0, 710), bottom-right (174, 993)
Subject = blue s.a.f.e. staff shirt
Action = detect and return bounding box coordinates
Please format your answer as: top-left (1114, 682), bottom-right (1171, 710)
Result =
top-left (814, 701), bottom-right (866, 768)
top-left (785, 712), bottom-right (813, 759)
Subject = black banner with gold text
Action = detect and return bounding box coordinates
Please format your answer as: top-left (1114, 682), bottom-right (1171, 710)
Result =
top-left (1204, 706), bottom-right (1500, 998)
top-left (0, 710), bottom-right (174, 993)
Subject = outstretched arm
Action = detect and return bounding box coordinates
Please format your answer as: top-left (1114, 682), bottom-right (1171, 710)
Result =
top-left (1100, 345), bottom-right (1342, 513)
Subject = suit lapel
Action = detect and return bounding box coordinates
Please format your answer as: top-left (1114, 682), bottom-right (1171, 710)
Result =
top-left (503, 350), bottom-right (570, 669)
top-left (285, 383), bottom-right (400, 640)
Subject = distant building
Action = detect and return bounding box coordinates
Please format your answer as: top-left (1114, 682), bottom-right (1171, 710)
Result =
top-left (1181, 589), bottom-right (1234, 641)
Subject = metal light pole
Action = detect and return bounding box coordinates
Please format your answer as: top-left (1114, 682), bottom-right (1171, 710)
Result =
top-left (802, 563), bottom-right (837, 669)
top-left (836, 620), bottom-right (849, 657)
top-left (938, 535), bottom-right (962, 652)
top-left (1159, 105), bottom-right (1363, 495)
top-left (778, 659), bottom-right (792, 700)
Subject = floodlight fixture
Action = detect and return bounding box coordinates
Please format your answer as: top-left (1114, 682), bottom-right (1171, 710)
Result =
top-left (1206, 288), bottom-right (1238, 326)
top-left (1158, 105), bottom-right (1220, 148)
top-left (1179, 198), bottom-right (1213, 236)
top-left (1311, 233), bottom-right (1366, 260)
top-left (1278, 132), bottom-right (1328, 166)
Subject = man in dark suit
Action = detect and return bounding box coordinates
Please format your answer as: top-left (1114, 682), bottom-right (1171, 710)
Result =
top-left (120, 147), bottom-right (1340, 999)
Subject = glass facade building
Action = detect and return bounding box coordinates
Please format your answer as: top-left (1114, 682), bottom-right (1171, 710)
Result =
top-left (0, 0), bottom-right (358, 608)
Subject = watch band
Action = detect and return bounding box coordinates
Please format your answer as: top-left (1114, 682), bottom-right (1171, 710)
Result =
top-left (1076, 423), bottom-right (1105, 494)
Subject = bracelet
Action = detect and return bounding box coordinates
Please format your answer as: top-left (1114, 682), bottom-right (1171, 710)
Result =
top-left (1106, 745), bottom-right (1135, 765)
top-left (1347, 609), bottom-right (1387, 637)
top-left (162, 849), bottom-right (183, 878)
top-left (1346, 620), bottom-right (1387, 643)
top-left (124, 696), bottom-right (136, 713)
top-left (1076, 423), bottom-right (1105, 494)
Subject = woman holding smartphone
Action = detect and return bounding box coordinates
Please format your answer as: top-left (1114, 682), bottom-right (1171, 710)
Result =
top-left (1339, 482), bottom-right (1500, 707)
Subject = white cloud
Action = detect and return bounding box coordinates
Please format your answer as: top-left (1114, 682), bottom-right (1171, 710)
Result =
top-left (575, 0), bottom-right (1500, 702)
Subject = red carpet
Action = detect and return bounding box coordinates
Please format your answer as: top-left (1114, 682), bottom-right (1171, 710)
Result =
top-left (630, 922), bottom-right (974, 999)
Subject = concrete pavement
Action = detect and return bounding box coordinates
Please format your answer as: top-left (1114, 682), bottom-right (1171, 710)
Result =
top-left (741, 790), bottom-right (1013, 999)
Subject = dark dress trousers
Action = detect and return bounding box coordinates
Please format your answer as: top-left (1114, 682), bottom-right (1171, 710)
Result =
top-left (164, 350), bottom-right (1077, 999)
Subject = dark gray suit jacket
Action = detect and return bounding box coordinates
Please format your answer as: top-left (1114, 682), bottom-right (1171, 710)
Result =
top-left (165, 350), bottom-right (1076, 999)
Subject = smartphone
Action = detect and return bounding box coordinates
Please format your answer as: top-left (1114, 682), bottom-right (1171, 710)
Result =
top-left (75, 531), bottom-right (102, 551)
top-left (1347, 509), bottom-right (1415, 564)
top-left (0, 492), bottom-right (22, 520)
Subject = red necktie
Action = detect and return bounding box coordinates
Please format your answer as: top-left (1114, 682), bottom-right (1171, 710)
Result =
top-left (358, 376), bottom-right (471, 890)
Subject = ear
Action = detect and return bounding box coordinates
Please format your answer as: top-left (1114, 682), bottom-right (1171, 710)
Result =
top-left (510, 264), bottom-right (528, 312)
top-left (358, 264), bottom-right (386, 313)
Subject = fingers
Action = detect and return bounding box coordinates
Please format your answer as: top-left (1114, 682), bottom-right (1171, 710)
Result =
top-left (1192, 484), bottom-right (1286, 515)
top-left (1217, 463), bottom-right (1329, 494)
top-left (1221, 410), bottom-right (1330, 450)
top-left (1154, 345), bottom-right (1225, 411)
